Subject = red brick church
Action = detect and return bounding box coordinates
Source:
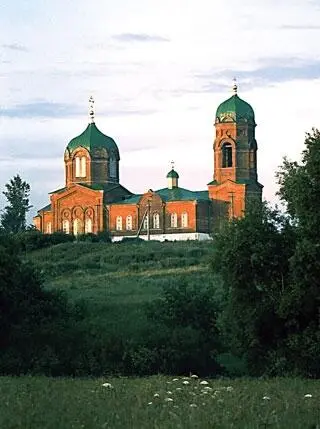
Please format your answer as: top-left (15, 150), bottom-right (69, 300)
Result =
top-left (34, 83), bottom-right (263, 241)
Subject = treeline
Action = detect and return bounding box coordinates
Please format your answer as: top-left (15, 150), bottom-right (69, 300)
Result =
top-left (0, 129), bottom-right (319, 378)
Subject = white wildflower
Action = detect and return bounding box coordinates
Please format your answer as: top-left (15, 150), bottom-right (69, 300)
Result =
top-left (304, 394), bottom-right (313, 398)
top-left (203, 386), bottom-right (213, 392)
top-left (226, 386), bottom-right (233, 392)
top-left (164, 397), bottom-right (174, 402)
top-left (190, 403), bottom-right (197, 408)
top-left (167, 391), bottom-right (173, 395)
top-left (154, 393), bottom-right (160, 398)
top-left (172, 378), bottom-right (179, 382)
top-left (263, 396), bottom-right (271, 400)
top-left (148, 402), bottom-right (153, 405)
top-left (200, 380), bottom-right (209, 385)
top-left (102, 383), bottom-right (113, 389)
top-left (190, 374), bottom-right (198, 379)
top-left (176, 387), bottom-right (182, 391)
top-left (183, 380), bottom-right (190, 385)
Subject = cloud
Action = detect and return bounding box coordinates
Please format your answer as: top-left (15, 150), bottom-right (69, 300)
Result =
top-left (2, 43), bottom-right (28, 52)
top-left (0, 102), bottom-right (82, 119)
top-left (112, 33), bottom-right (169, 43)
top-left (0, 101), bottom-right (158, 119)
top-left (193, 58), bottom-right (320, 93)
top-left (281, 24), bottom-right (320, 30)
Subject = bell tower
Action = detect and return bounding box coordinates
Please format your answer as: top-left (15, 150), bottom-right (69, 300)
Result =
top-left (208, 81), bottom-right (263, 218)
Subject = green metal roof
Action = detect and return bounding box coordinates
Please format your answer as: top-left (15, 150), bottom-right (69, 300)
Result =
top-left (38, 203), bottom-right (52, 212)
top-left (166, 169), bottom-right (179, 179)
top-left (216, 94), bottom-right (255, 124)
top-left (66, 122), bottom-right (120, 157)
top-left (156, 187), bottom-right (210, 202)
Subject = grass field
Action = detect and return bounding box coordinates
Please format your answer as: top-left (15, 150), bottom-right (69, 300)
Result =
top-left (27, 240), bottom-right (213, 339)
top-left (1, 376), bottom-right (319, 429)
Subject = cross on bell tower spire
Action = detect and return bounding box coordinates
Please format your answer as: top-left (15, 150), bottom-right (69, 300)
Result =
top-left (88, 96), bottom-right (95, 123)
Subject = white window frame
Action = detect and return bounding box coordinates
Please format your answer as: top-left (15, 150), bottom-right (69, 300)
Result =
top-left (73, 219), bottom-right (81, 236)
top-left (153, 213), bottom-right (160, 229)
top-left (46, 222), bottom-right (52, 234)
top-left (62, 219), bottom-right (70, 234)
top-left (126, 215), bottom-right (132, 230)
top-left (116, 216), bottom-right (122, 231)
top-left (170, 212), bottom-right (177, 228)
top-left (75, 156), bottom-right (87, 178)
top-left (85, 218), bottom-right (92, 234)
top-left (181, 212), bottom-right (188, 228)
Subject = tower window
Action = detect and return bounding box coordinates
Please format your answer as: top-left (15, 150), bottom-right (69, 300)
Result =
top-left (110, 159), bottom-right (117, 179)
top-left (75, 156), bottom-right (87, 178)
top-left (222, 143), bottom-right (233, 168)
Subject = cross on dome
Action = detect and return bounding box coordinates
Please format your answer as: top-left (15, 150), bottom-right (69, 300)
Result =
top-left (88, 96), bottom-right (95, 123)
top-left (232, 78), bottom-right (238, 95)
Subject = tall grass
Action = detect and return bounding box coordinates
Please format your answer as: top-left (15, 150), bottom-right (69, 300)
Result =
top-left (0, 376), bottom-right (319, 429)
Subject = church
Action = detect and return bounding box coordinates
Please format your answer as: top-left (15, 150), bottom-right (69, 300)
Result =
top-left (34, 82), bottom-right (263, 241)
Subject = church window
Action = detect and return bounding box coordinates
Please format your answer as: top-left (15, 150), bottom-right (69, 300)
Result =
top-left (116, 216), bottom-right (122, 231)
top-left (110, 159), bottom-right (117, 179)
top-left (143, 215), bottom-right (149, 230)
top-left (126, 215), bottom-right (132, 230)
top-left (170, 213), bottom-right (177, 228)
top-left (73, 219), bottom-right (82, 236)
top-left (75, 156), bottom-right (87, 178)
top-left (222, 143), bottom-right (233, 168)
top-left (85, 218), bottom-right (92, 234)
top-left (181, 212), bottom-right (188, 228)
top-left (62, 219), bottom-right (70, 234)
top-left (153, 213), bottom-right (160, 229)
top-left (46, 222), bottom-right (52, 234)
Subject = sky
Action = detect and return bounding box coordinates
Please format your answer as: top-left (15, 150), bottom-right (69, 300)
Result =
top-left (1, 0), bottom-right (320, 219)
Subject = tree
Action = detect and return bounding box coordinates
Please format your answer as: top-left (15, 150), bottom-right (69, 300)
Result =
top-left (211, 202), bottom-right (295, 375)
top-left (1, 175), bottom-right (32, 233)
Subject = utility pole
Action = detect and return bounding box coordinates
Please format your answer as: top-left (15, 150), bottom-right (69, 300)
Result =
top-left (229, 192), bottom-right (235, 219)
top-left (147, 199), bottom-right (151, 241)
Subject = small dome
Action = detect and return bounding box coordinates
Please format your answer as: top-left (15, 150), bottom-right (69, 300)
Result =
top-left (166, 168), bottom-right (179, 179)
top-left (67, 123), bottom-right (120, 158)
top-left (216, 94), bottom-right (255, 124)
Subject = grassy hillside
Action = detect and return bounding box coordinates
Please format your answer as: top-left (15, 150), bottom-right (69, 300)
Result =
top-left (27, 240), bottom-right (214, 340)
top-left (1, 375), bottom-right (319, 429)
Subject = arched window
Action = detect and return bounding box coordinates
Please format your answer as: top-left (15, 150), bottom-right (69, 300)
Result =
top-left (75, 156), bottom-right (87, 178)
top-left (75, 157), bottom-right (81, 177)
top-left (109, 159), bottom-right (117, 179)
top-left (126, 215), bottom-right (132, 230)
top-left (81, 156), bottom-right (86, 177)
top-left (143, 215), bottom-right (149, 230)
top-left (73, 219), bottom-right (82, 236)
top-left (181, 212), bottom-right (188, 228)
top-left (85, 218), bottom-right (92, 234)
top-left (116, 216), bottom-right (122, 231)
top-left (222, 143), bottom-right (233, 168)
top-left (46, 222), bottom-right (52, 234)
top-left (170, 213), bottom-right (177, 228)
top-left (153, 213), bottom-right (160, 229)
top-left (62, 219), bottom-right (70, 234)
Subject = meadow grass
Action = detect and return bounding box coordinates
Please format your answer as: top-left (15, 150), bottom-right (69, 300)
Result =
top-left (0, 376), bottom-right (319, 429)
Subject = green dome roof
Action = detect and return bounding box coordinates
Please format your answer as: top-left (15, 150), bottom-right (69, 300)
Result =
top-left (166, 168), bottom-right (179, 179)
top-left (216, 94), bottom-right (255, 124)
top-left (67, 122), bottom-right (119, 157)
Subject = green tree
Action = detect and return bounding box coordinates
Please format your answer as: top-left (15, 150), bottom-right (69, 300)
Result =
top-left (1, 175), bottom-right (32, 233)
top-left (211, 202), bottom-right (295, 375)
top-left (276, 128), bottom-right (320, 376)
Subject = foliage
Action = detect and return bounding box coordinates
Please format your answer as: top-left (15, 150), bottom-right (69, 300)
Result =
top-left (0, 376), bottom-right (319, 429)
top-left (212, 129), bottom-right (320, 377)
top-left (0, 175), bottom-right (32, 233)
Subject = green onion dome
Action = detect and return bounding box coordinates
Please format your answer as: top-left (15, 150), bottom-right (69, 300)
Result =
top-left (166, 168), bottom-right (179, 179)
top-left (66, 122), bottom-right (120, 159)
top-left (216, 92), bottom-right (255, 124)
